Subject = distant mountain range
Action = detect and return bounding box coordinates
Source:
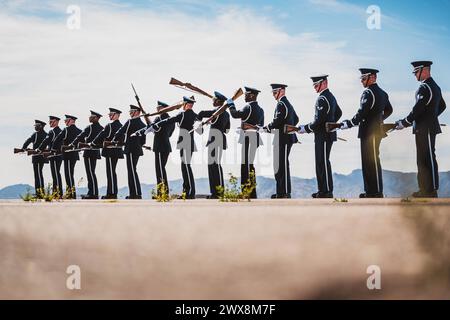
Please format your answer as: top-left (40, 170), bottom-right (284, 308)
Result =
top-left (1, 170), bottom-right (449, 199)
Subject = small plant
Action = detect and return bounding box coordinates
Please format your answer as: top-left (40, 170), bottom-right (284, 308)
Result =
top-left (63, 186), bottom-right (76, 200)
top-left (217, 171), bottom-right (257, 202)
top-left (151, 181), bottom-right (171, 202)
top-left (20, 188), bottom-right (37, 202)
top-left (37, 184), bottom-right (61, 202)
top-left (334, 198), bottom-right (348, 203)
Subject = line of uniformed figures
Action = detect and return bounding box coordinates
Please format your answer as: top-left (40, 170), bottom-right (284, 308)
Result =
top-left (22, 60), bottom-right (446, 200)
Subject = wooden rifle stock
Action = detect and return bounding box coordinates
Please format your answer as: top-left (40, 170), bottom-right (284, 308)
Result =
top-left (103, 141), bottom-right (124, 148)
top-left (142, 101), bottom-right (185, 118)
top-left (78, 142), bottom-right (91, 149)
top-left (27, 149), bottom-right (41, 156)
top-left (241, 122), bottom-right (259, 131)
top-left (14, 148), bottom-right (26, 154)
top-left (61, 145), bottom-right (74, 152)
top-left (325, 122), bottom-right (342, 133)
top-left (284, 124), bottom-right (299, 134)
top-left (169, 77), bottom-right (213, 98)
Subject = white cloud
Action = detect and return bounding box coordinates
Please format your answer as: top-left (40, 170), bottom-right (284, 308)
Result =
top-left (0, 2), bottom-right (448, 189)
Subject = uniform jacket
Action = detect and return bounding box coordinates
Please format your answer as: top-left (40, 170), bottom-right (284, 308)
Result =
top-left (92, 120), bottom-right (124, 158)
top-left (72, 122), bottom-right (104, 159)
top-left (114, 117), bottom-right (146, 156)
top-left (197, 109), bottom-right (230, 150)
top-left (229, 101), bottom-right (264, 147)
top-left (152, 113), bottom-right (175, 153)
top-left (348, 83), bottom-right (393, 139)
top-left (22, 129), bottom-right (48, 164)
top-left (53, 124), bottom-right (83, 161)
top-left (38, 126), bottom-right (62, 160)
top-left (305, 89), bottom-right (343, 142)
top-left (267, 96), bottom-right (299, 145)
top-left (157, 109), bottom-right (198, 152)
top-left (404, 77), bottom-right (446, 135)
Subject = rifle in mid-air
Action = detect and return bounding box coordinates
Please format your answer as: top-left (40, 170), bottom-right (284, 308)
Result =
top-left (191, 88), bottom-right (244, 134)
top-left (131, 83), bottom-right (151, 125)
top-left (169, 77), bottom-right (213, 98)
top-left (140, 100), bottom-right (185, 119)
top-left (287, 124), bottom-right (347, 142)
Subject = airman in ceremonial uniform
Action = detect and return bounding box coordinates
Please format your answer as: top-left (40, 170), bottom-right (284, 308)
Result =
top-left (92, 108), bottom-right (124, 199)
top-left (113, 105), bottom-right (146, 199)
top-left (197, 91), bottom-right (231, 199)
top-left (297, 75), bottom-right (342, 198)
top-left (22, 120), bottom-right (48, 196)
top-left (53, 115), bottom-right (82, 199)
top-left (396, 61), bottom-right (446, 198)
top-left (72, 110), bottom-right (104, 199)
top-left (38, 116), bottom-right (63, 196)
top-left (263, 84), bottom-right (299, 199)
top-left (150, 96), bottom-right (198, 199)
top-left (340, 69), bottom-right (393, 198)
top-left (227, 87), bottom-right (264, 199)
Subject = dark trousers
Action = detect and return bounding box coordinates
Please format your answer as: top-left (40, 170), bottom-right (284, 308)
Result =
top-left (126, 153), bottom-right (142, 197)
top-left (84, 157), bottom-right (98, 196)
top-left (241, 137), bottom-right (257, 199)
top-left (33, 162), bottom-right (45, 194)
top-left (155, 151), bottom-right (170, 194)
top-left (208, 146), bottom-right (224, 196)
top-left (360, 135), bottom-right (383, 194)
top-left (49, 158), bottom-right (63, 196)
top-left (415, 131), bottom-right (439, 192)
top-left (63, 159), bottom-right (77, 195)
top-left (315, 139), bottom-right (334, 193)
top-left (274, 142), bottom-right (292, 195)
top-left (180, 149), bottom-right (195, 198)
top-left (105, 157), bottom-right (119, 196)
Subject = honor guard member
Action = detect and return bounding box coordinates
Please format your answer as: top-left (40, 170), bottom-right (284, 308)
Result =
top-left (297, 75), bottom-right (342, 198)
top-left (263, 84), bottom-right (299, 199)
top-left (113, 105), bottom-right (146, 199)
top-left (72, 110), bottom-right (104, 199)
top-left (395, 61), bottom-right (446, 198)
top-left (91, 108), bottom-right (124, 199)
top-left (22, 120), bottom-right (48, 196)
top-left (134, 101), bottom-right (176, 198)
top-left (53, 115), bottom-right (82, 199)
top-left (340, 69), bottom-right (393, 198)
top-left (227, 87), bottom-right (264, 199)
top-left (197, 91), bottom-right (231, 199)
top-left (38, 116), bottom-right (63, 196)
top-left (150, 96), bottom-right (198, 199)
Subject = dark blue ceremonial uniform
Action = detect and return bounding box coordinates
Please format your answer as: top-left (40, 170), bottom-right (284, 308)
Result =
top-left (305, 89), bottom-right (342, 195)
top-left (72, 122), bottom-right (104, 197)
top-left (402, 77), bottom-right (446, 194)
top-left (53, 124), bottom-right (83, 197)
top-left (197, 108), bottom-right (230, 197)
top-left (39, 126), bottom-right (63, 195)
top-left (229, 100), bottom-right (264, 199)
top-left (344, 83), bottom-right (393, 196)
top-left (114, 117), bottom-right (146, 198)
top-left (267, 96), bottom-right (299, 197)
top-left (22, 129), bottom-right (48, 194)
top-left (155, 109), bottom-right (198, 199)
top-left (92, 119), bottom-right (124, 198)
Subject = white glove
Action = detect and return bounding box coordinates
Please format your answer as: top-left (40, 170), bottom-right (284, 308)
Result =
top-left (297, 125), bottom-right (306, 134)
top-left (262, 126), bottom-right (270, 133)
top-left (144, 126), bottom-right (155, 134)
top-left (226, 98), bottom-right (234, 105)
top-left (340, 121), bottom-right (349, 130)
top-left (130, 132), bottom-right (137, 137)
top-left (395, 120), bottom-right (405, 130)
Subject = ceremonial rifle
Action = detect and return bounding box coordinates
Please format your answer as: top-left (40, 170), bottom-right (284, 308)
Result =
top-left (169, 77), bottom-right (213, 98)
top-left (14, 148), bottom-right (33, 154)
top-left (191, 88), bottom-right (244, 134)
top-left (131, 83), bottom-right (151, 125)
top-left (286, 124), bottom-right (347, 142)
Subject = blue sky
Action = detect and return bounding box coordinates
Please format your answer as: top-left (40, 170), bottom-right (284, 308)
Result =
top-left (1, 0), bottom-right (449, 187)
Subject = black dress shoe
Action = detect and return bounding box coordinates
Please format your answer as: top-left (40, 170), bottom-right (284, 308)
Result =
top-left (271, 194), bottom-right (278, 199)
top-left (206, 195), bottom-right (219, 199)
top-left (412, 190), bottom-right (438, 198)
top-left (82, 195), bottom-right (99, 200)
top-left (312, 192), bottom-right (333, 199)
top-left (101, 195), bottom-right (117, 200)
top-left (126, 195), bottom-right (142, 199)
top-left (359, 192), bottom-right (384, 198)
